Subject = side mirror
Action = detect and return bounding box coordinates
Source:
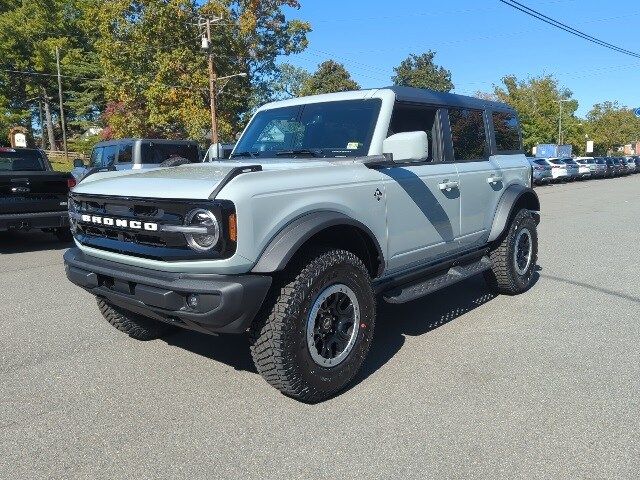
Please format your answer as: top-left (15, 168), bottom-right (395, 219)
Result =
top-left (382, 131), bottom-right (429, 163)
top-left (73, 159), bottom-right (85, 168)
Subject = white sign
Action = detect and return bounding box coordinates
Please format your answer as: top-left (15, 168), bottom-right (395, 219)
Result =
top-left (14, 133), bottom-right (27, 148)
top-left (586, 140), bottom-right (594, 153)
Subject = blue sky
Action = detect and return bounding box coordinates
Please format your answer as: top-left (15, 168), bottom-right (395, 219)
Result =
top-left (282, 0), bottom-right (640, 117)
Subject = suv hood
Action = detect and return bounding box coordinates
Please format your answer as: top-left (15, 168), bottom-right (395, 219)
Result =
top-left (73, 158), bottom-right (337, 199)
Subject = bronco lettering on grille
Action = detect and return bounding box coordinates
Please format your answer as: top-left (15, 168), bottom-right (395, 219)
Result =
top-left (80, 214), bottom-right (158, 231)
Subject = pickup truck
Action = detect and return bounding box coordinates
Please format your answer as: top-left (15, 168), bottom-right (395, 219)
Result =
top-left (64, 87), bottom-right (539, 402)
top-left (1, 147), bottom-right (75, 240)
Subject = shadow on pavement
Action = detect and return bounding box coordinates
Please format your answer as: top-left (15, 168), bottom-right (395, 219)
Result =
top-left (163, 272), bottom-right (541, 387)
top-left (0, 231), bottom-right (72, 254)
top-left (541, 273), bottom-right (639, 305)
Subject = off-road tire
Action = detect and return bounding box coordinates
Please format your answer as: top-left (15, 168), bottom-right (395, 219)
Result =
top-left (484, 209), bottom-right (538, 295)
top-left (249, 249), bottom-right (376, 403)
top-left (97, 297), bottom-right (174, 340)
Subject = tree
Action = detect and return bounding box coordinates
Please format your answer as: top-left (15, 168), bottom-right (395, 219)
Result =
top-left (586, 102), bottom-right (640, 155)
top-left (299, 60), bottom-right (359, 96)
top-left (0, 0), bottom-right (104, 149)
top-left (90, 0), bottom-right (310, 142)
top-left (270, 63), bottom-right (310, 100)
top-left (494, 75), bottom-right (584, 154)
top-left (392, 51), bottom-right (453, 92)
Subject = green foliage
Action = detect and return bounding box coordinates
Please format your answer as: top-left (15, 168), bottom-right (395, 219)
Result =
top-left (392, 51), bottom-right (453, 92)
top-left (494, 75), bottom-right (584, 154)
top-left (299, 60), bottom-right (359, 96)
top-left (270, 63), bottom-right (310, 100)
top-left (0, 0), bottom-right (104, 146)
top-left (91, 0), bottom-right (310, 143)
top-left (586, 101), bottom-right (640, 155)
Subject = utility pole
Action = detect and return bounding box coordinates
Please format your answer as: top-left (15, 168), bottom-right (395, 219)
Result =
top-left (205, 19), bottom-right (219, 146)
top-left (55, 46), bottom-right (68, 160)
top-left (558, 100), bottom-right (563, 146)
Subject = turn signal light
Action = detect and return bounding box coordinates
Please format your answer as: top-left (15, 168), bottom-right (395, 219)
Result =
top-left (67, 178), bottom-right (77, 189)
top-left (228, 213), bottom-right (237, 242)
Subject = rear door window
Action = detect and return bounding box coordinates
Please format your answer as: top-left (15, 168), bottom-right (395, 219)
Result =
top-left (448, 109), bottom-right (488, 161)
top-left (141, 143), bottom-right (199, 164)
top-left (118, 142), bottom-right (133, 163)
top-left (492, 111), bottom-right (521, 152)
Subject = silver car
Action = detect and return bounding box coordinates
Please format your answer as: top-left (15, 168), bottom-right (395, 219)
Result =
top-left (527, 157), bottom-right (553, 185)
top-left (559, 158), bottom-right (580, 180)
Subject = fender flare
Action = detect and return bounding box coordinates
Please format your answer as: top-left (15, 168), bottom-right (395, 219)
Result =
top-left (488, 184), bottom-right (540, 242)
top-left (251, 211), bottom-right (385, 276)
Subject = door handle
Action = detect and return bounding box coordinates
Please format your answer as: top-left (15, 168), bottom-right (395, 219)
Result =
top-left (487, 175), bottom-right (503, 185)
top-left (438, 180), bottom-right (459, 191)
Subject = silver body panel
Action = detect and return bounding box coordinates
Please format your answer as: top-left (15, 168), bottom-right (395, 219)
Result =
top-left (71, 88), bottom-right (530, 277)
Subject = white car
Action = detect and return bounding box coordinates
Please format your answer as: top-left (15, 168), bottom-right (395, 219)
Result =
top-left (541, 158), bottom-right (569, 182)
top-left (574, 157), bottom-right (596, 178)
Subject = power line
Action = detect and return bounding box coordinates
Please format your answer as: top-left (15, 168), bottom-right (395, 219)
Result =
top-left (499, 0), bottom-right (640, 59)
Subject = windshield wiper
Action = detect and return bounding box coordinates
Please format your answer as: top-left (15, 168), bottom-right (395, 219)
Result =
top-left (230, 151), bottom-right (259, 158)
top-left (275, 149), bottom-right (323, 158)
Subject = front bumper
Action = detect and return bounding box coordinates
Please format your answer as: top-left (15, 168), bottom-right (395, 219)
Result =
top-left (0, 211), bottom-right (68, 232)
top-left (64, 248), bottom-right (272, 334)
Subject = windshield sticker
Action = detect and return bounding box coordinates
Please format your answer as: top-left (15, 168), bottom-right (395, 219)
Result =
top-left (346, 142), bottom-right (361, 150)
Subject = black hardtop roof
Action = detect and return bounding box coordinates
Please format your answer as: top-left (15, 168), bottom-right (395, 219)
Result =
top-left (94, 138), bottom-right (199, 147)
top-left (385, 86), bottom-right (515, 113)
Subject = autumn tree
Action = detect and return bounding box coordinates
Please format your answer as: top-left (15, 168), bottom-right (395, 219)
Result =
top-left (299, 60), bottom-right (359, 96)
top-left (392, 51), bottom-right (453, 92)
top-left (91, 0), bottom-right (310, 142)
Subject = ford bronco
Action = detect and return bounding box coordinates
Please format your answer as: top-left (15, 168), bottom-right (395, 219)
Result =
top-left (64, 87), bottom-right (539, 402)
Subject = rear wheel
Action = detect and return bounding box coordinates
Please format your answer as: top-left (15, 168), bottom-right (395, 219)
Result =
top-left (484, 209), bottom-right (538, 295)
top-left (97, 298), bottom-right (175, 340)
top-left (249, 249), bottom-right (376, 403)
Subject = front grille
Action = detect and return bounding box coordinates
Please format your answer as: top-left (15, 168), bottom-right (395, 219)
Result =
top-left (70, 193), bottom-right (236, 261)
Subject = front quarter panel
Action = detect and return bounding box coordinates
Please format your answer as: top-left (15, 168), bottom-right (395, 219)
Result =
top-left (219, 162), bottom-right (387, 272)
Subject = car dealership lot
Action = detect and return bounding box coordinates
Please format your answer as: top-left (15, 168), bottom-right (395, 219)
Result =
top-left (1, 176), bottom-right (639, 479)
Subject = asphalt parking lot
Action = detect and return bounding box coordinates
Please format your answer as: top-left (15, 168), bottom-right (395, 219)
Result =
top-left (1, 175), bottom-right (638, 479)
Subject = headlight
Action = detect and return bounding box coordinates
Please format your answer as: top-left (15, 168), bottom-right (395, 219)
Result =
top-left (184, 209), bottom-right (220, 252)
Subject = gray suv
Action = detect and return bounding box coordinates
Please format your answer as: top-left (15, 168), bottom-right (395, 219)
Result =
top-left (64, 87), bottom-right (540, 402)
top-left (71, 138), bottom-right (201, 181)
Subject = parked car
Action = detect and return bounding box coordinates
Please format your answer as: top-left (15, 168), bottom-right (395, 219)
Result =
top-left (71, 139), bottom-right (202, 182)
top-left (604, 157), bottom-right (617, 177)
top-left (203, 143), bottom-right (235, 162)
top-left (574, 157), bottom-right (596, 178)
top-left (0, 147), bottom-right (75, 239)
top-left (545, 158), bottom-right (570, 182)
top-left (633, 156), bottom-right (640, 170)
top-left (527, 157), bottom-right (553, 185)
top-left (593, 157), bottom-right (608, 177)
top-left (623, 157), bottom-right (637, 173)
top-left (610, 157), bottom-right (626, 176)
top-left (560, 158), bottom-right (581, 180)
top-left (64, 86), bottom-right (540, 402)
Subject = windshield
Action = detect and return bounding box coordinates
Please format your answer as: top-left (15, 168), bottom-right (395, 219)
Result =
top-left (0, 150), bottom-right (46, 171)
top-left (232, 99), bottom-right (382, 159)
top-left (533, 159), bottom-right (548, 165)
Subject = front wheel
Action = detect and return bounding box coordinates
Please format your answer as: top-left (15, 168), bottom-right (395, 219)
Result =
top-left (484, 209), bottom-right (538, 295)
top-left (249, 249), bottom-right (376, 403)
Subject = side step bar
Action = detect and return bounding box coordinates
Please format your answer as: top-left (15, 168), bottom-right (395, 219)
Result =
top-left (383, 256), bottom-right (492, 304)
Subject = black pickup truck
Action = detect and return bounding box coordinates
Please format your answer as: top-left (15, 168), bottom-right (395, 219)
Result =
top-left (0, 148), bottom-right (75, 240)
